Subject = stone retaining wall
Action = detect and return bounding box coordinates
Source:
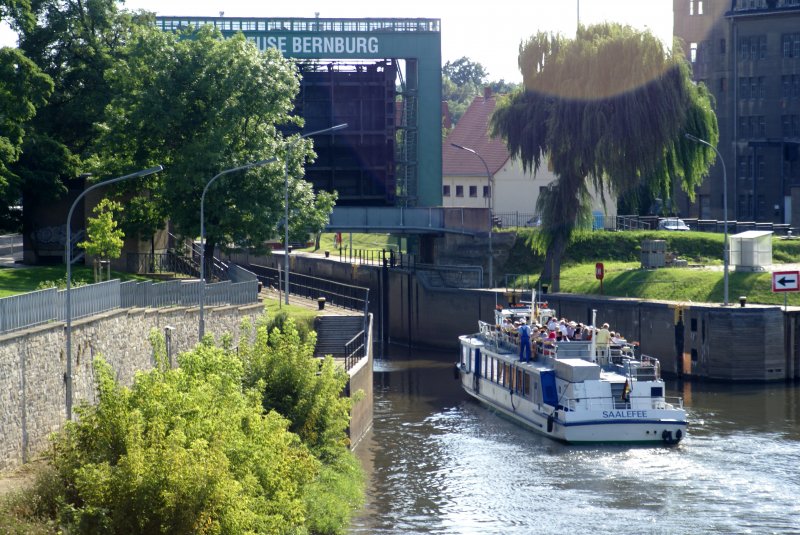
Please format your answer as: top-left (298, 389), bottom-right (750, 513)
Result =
top-left (0, 303), bottom-right (263, 472)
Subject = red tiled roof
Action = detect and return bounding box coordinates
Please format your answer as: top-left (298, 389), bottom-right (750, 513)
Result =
top-left (443, 92), bottom-right (510, 176)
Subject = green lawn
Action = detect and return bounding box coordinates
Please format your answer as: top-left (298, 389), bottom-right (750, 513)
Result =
top-left (0, 265), bottom-right (151, 298)
top-left (297, 233), bottom-right (403, 254)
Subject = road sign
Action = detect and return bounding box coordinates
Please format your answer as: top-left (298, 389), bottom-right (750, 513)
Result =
top-left (772, 270), bottom-right (800, 292)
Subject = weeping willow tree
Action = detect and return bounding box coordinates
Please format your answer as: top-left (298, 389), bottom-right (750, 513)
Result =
top-left (490, 24), bottom-right (718, 292)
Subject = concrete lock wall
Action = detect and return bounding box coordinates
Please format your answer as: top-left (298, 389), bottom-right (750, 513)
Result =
top-left (244, 254), bottom-right (799, 381)
top-left (0, 303), bottom-right (263, 473)
top-left (347, 314), bottom-right (374, 450)
top-left (545, 294), bottom-right (788, 382)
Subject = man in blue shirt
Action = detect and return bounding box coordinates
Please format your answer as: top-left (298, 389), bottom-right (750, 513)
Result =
top-left (518, 321), bottom-right (532, 362)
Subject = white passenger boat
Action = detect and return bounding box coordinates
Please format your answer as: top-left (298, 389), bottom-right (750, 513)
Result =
top-left (456, 309), bottom-right (687, 444)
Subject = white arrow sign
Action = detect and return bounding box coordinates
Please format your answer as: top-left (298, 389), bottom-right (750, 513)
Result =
top-left (772, 271), bottom-right (800, 292)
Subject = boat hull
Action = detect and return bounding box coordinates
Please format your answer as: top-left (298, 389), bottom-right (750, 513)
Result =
top-left (462, 383), bottom-right (686, 444)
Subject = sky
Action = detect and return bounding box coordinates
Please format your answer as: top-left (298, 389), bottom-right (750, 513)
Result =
top-left (0, 0), bottom-right (673, 82)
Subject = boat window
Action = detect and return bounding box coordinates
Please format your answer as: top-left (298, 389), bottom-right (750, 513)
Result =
top-left (482, 354), bottom-right (488, 377)
top-left (651, 386), bottom-right (664, 397)
top-left (492, 358), bottom-right (498, 383)
top-left (498, 363), bottom-right (505, 386)
top-left (461, 346), bottom-right (468, 367)
top-left (523, 373), bottom-right (531, 398)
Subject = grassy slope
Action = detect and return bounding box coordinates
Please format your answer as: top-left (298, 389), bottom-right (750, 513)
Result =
top-left (0, 265), bottom-right (151, 298)
top-left (503, 229), bottom-right (800, 306)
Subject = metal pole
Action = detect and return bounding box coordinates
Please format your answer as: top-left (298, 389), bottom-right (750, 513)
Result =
top-left (284, 123), bottom-right (348, 304)
top-left (199, 157), bottom-right (278, 340)
top-left (65, 165), bottom-right (163, 420)
top-left (686, 133), bottom-right (729, 306)
top-left (451, 143), bottom-right (494, 288)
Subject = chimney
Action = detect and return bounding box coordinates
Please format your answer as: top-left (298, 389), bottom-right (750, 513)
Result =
top-left (484, 86), bottom-right (492, 98)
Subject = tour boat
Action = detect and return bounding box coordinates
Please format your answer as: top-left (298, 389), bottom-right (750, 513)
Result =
top-left (456, 309), bottom-right (687, 444)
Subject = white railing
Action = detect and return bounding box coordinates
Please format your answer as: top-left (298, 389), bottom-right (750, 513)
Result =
top-left (0, 279), bottom-right (259, 335)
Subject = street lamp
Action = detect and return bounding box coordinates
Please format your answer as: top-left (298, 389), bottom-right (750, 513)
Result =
top-left (65, 165), bottom-right (163, 420)
top-left (284, 123), bottom-right (348, 304)
top-left (199, 158), bottom-right (278, 340)
top-left (451, 142), bottom-right (494, 288)
top-left (686, 133), bottom-right (729, 306)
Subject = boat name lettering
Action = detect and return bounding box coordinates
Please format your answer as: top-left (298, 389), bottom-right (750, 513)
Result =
top-left (602, 410), bottom-right (648, 418)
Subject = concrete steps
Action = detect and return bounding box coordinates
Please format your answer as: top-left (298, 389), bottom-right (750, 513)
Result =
top-left (314, 315), bottom-right (365, 358)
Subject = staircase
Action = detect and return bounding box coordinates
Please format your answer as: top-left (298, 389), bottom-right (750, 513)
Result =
top-left (314, 316), bottom-right (365, 358)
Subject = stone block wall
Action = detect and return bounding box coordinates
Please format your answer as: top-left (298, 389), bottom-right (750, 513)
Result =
top-left (0, 303), bottom-right (263, 472)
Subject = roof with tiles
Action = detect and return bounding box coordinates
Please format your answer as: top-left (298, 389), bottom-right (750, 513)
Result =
top-left (443, 88), bottom-right (510, 177)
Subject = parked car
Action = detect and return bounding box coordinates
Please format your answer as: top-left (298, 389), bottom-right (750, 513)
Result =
top-left (658, 218), bottom-right (690, 231)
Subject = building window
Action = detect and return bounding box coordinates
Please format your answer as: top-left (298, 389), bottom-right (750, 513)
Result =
top-left (738, 156), bottom-right (748, 178)
top-left (456, 185), bottom-right (463, 197)
top-left (690, 42), bottom-right (698, 63)
top-left (483, 185), bottom-right (491, 198)
top-left (718, 77), bottom-right (727, 93)
top-left (757, 155), bottom-right (765, 180)
top-left (739, 37), bottom-right (750, 60)
top-left (759, 35), bottom-right (767, 59)
top-left (719, 38), bottom-right (726, 55)
top-left (469, 185), bottom-right (477, 197)
top-left (739, 77), bottom-right (749, 99)
top-left (443, 185), bottom-right (450, 197)
top-left (689, 0), bottom-right (694, 15)
top-left (783, 75), bottom-right (792, 98)
top-left (784, 34), bottom-right (793, 58)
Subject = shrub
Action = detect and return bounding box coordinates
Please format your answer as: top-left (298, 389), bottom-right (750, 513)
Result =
top-left (45, 344), bottom-right (319, 534)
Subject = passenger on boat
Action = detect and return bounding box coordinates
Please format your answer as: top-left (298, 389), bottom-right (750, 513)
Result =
top-left (518, 321), bottom-right (532, 362)
top-left (595, 323), bottom-right (611, 350)
top-left (547, 317), bottom-right (558, 332)
top-left (573, 323), bottom-right (584, 340)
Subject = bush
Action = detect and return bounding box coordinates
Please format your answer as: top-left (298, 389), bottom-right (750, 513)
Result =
top-left (44, 344), bottom-right (319, 534)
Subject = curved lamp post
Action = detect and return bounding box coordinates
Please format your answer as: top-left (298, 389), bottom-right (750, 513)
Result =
top-left (451, 142), bottom-right (494, 288)
top-left (65, 165), bottom-right (163, 420)
top-left (686, 133), bottom-right (729, 306)
top-left (284, 123), bottom-right (348, 304)
top-left (199, 157), bottom-right (278, 340)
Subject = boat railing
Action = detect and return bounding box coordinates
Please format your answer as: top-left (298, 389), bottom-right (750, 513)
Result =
top-left (564, 395), bottom-right (684, 412)
top-left (478, 321), bottom-right (520, 353)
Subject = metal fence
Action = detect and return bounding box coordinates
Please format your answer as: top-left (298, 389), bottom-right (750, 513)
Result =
top-left (0, 278), bottom-right (259, 335)
top-left (247, 263), bottom-right (369, 313)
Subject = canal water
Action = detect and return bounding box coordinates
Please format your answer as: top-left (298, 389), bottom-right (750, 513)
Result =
top-left (351, 345), bottom-right (800, 535)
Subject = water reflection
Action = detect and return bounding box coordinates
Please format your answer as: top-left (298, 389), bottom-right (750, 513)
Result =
top-left (352, 344), bottom-right (800, 534)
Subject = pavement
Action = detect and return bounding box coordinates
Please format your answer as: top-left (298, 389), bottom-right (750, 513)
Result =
top-left (0, 250), bottom-right (23, 268)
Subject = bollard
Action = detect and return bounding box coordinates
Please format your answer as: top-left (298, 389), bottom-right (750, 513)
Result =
top-left (325, 250), bottom-right (330, 258)
top-left (739, 296), bottom-right (747, 307)
top-left (318, 297), bottom-right (326, 310)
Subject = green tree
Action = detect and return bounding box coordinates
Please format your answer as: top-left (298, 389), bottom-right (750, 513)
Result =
top-left (0, 46), bottom-right (52, 229)
top-left (97, 24), bottom-right (335, 262)
top-left (7, 1), bottom-right (142, 202)
top-left (239, 318), bottom-right (364, 533)
top-left (443, 56), bottom-right (488, 87)
top-left (491, 24), bottom-right (718, 291)
top-left (78, 198), bottom-right (124, 281)
top-left (46, 340), bottom-right (319, 534)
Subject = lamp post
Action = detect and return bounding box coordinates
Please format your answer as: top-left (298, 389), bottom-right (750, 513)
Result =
top-left (199, 158), bottom-right (278, 339)
top-left (284, 123), bottom-right (348, 304)
top-left (65, 165), bottom-right (163, 420)
top-left (686, 133), bottom-right (729, 306)
top-left (451, 143), bottom-right (494, 288)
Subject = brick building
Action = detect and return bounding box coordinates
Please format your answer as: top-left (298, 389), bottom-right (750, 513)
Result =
top-left (674, 0), bottom-right (800, 224)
